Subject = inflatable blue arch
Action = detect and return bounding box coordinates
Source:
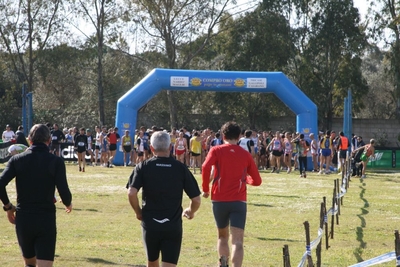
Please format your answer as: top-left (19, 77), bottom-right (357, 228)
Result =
top-left (114, 68), bottom-right (318, 165)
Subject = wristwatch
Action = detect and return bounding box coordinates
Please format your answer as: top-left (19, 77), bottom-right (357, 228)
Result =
top-left (3, 204), bottom-right (13, 211)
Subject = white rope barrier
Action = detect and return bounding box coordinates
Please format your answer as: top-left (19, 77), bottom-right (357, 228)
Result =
top-left (295, 156), bottom-right (395, 267)
top-left (297, 228), bottom-right (324, 267)
top-left (347, 252), bottom-right (397, 267)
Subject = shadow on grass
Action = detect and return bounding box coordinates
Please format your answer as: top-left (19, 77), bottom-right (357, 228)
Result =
top-left (249, 203), bottom-right (274, 207)
top-left (383, 178), bottom-right (400, 183)
top-left (85, 257), bottom-right (145, 266)
top-left (255, 194), bottom-right (300, 199)
top-left (353, 183), bottom-right (369, 263)
top-left (56, 207), bottom-right (99, 212)
top-left (258, 237), bottom-right (299, 242)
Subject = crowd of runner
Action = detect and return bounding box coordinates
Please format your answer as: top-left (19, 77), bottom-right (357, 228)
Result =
top-left (2, 123), bottom-right (376, 178)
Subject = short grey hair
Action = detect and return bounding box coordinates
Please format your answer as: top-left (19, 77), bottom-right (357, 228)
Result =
top-left (150, 131), bottom-right (171, 152)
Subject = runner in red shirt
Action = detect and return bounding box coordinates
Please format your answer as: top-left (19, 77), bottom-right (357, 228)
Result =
top-left (202, 121), bottom-right (262, 267)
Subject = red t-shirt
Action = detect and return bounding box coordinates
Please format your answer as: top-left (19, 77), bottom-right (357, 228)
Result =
top-left (202, 143), bottom-right (262, 202)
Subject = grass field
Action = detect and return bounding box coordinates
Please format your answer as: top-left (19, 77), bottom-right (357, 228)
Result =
top-left (0, 163), bottom-right (399, 267)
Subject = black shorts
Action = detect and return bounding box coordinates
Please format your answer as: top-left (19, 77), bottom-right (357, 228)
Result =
top-left (95, 145), bottom-right (101, 150)
top-left (212, 201), bottom-right (247, 229)
top-left (77, 147), bottom-right (86, 153)
top-left (109, 144), bottom-right (117, 151)
top-left (191, 152), bottom-right (201, 157)
top-left (138, 151), bottom-right (144, 157)
top-left (50, 143), bottom-right (60, 152)
top-left (142, 227), bottom-right (182, 264)
top-left (123, 146), bottom-right (132, 153)
top-left (272, 150), bottom-right (283, 157)
top-left (16, 212), bottom-right (56, 261)
top-left (339, 150), bottom-right (347, 159)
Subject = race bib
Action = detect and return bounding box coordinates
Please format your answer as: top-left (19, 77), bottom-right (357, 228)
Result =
top-left (125, 142), bottom-right (131, 145)
top-left (52, 136), bottom-right (58, 140)
top-left (78, 142), bottom-right (85, 147)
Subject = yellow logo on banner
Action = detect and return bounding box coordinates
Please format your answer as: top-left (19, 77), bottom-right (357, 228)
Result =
top-left (234, 78), bottom-right (245, 87)
top-left (303, 128), bottom-right (310, 134)
top-left (123, 123), bottom-right (130, 129)
top-left (190, 78), bottom-right (202, 86)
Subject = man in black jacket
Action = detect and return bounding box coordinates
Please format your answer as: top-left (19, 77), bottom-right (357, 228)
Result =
top-left (0, 124), bottom-right (72, 267)
top-left (15, 125), bottom-right (29, 147)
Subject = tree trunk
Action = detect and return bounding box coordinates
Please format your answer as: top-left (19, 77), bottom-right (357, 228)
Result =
top-left (167, 90), bottom-right (178, 129)
top-left (97, 4), bottom-right (105, 126)
top-left (28, 0), bottom-right (33, 93)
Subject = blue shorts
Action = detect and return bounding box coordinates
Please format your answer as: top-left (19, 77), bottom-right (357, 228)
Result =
top-left (212, 201), bottom-right (247, 229)
top-left (321, 149), bottom-right (331, 157)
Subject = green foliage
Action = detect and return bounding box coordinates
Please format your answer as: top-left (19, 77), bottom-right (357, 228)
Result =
top-left (0, 86), bottom-right (20, 128)
top-left (373, 129), bottom-right (390, 147)
top-left (300, 0), bottom-right (366, 129)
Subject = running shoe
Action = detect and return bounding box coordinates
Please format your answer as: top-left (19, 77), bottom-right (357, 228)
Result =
top-left (82, 168), bottom-right (85, 172)
top-left (79, 167), bottom-right (81, 172)
top-left (361, 174), bottom-right (366, 178)
top-left (303, 172), bottom-right (307, 178)
top-left (271, 167), bottom-right (275, 173)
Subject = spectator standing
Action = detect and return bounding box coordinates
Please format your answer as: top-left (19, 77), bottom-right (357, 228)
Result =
top-left (15, 125), bottom-right (29, 147)
top-left (86, 129), bottom-right (95, 166)
top-left (266, 131), bottom-right (283, 173)
top-left (50, 124), bottom-right (65, 157)
top-left (352, 136), bottom-right (365, 177)
top-left (309, 133), bottom-right (319, 172)
top-left (107, 127), bottom-right (120, 167)
top-left (174, 131), bottom-right (187, 164)
top-left (189, 131), bottom-right (203, 174)
top-left (136, 131), bottom-right (146, 164)
top-left (336, 131), bottom-right (350, 175)
top-left (0, 124), bottom-right (72, 267)
top-left (122, 130), bottom-right (133, 167)
top-left (2, 124), bottom-right (15, 142)
top-left (127, 131), bottom-right (201, 267)
top-left (293, 134), bottom-right (310, 178)
top-left (238, 130), bottom-right (255, 156)
top-left (99, 126), bottom-right (109, 167)
top-left (74, 128), bottom-right (88, 172)
top-left (65, 128), bottom-right (74, 144)
top-left (319, 130), bottom-right (333, 175)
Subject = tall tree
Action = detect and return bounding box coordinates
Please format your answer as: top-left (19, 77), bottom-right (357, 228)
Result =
top-left (73, 0), bottom-right (123, 125)
top-left (0, 0), bottom-right (65, 93)
top-left (209, 3), bottom-right (294, 128)
top-left (301, 0), bottom-right (367, 129)
top-left (125, 0), bottom-right (234, 129)
top-left (368, 0), bottom-right (400, 118)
